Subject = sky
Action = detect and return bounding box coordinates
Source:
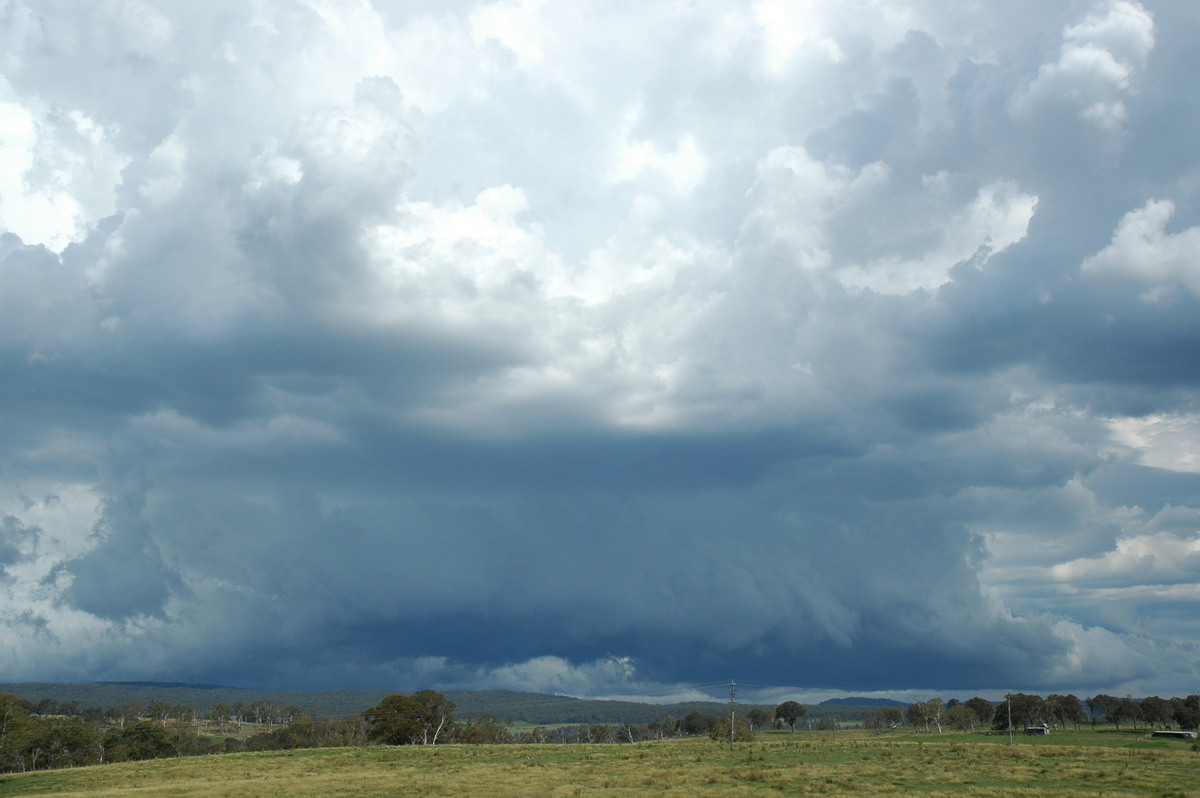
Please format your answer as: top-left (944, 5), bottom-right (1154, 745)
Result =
top-left (1, 0), bottom-right (1199, 705)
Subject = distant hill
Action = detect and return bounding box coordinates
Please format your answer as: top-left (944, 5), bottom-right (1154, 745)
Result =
top-left (0, 682), bottom-right (900, 725)
top-left (97, 681), bottom-right (230, 690)
top-left (0, 683), bottom-right (780, 725)
top-left (819, 697), bottom-right (908, 708)
top-left (444, 689), bottom-right (774, 725)
top-left (0, 682), bottom-right (394, 719)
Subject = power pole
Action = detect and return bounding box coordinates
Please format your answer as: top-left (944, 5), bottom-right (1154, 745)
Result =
top-left (1007, 694), bottom-right (1014, 746)
top-left (729, 680), bottom-right (737, 751)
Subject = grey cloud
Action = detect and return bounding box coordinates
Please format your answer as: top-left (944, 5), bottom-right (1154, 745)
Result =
top-left (76, 431), bottom-right (1089, 690)
top-left (806, 78), bottom-right (921, 168)
top-left (0, 515), bottom-right (37, 578)
top-left (922, 262), bottom-right (1200, 418)
top-left (1085, 465), bottom-right (1200, 517)
top-left (57, 491), bottom-right (181, 621)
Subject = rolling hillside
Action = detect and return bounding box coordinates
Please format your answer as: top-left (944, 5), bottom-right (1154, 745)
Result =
top-left (0, 682), bottom-right (883, 725)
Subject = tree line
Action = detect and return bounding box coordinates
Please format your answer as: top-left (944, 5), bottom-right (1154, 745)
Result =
top-left (0, 688), bottom-right (801, 772)
top-left (4, 688), bottom-right (1198, 774)
top-left (0, 691), bottom-right (377, 772)
top-left (874, 693), bottom-right (1200, 735)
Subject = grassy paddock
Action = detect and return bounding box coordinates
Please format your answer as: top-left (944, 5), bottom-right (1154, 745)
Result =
top-left (0, 730), bottom-right (1196, 797)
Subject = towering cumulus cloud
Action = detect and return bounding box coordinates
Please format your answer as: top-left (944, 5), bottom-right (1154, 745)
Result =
top-left (1, 0), bottom-right (1197, 699)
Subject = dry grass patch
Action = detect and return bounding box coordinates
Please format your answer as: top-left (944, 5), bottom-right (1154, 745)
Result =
top-left (0, 731), bottom-right (1197, 797)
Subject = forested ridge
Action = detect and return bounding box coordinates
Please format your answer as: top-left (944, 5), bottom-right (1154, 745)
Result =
top-left (0, 683), bottom-right (780, 725)
top-left (2, 684), bottom-right (1196, 776)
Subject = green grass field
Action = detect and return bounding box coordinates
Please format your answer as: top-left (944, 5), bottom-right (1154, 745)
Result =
top-left (0, 729), bottom-right (1195, 797)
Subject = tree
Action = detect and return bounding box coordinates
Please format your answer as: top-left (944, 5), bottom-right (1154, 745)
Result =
top-left (363, 691), bottom-right (456, 745)
top-left (747, 708), bottom-right (772, 730)
top-left (864, 706), bottom-right (899, 733)
top-left (206, 703), bottom-right (232, 729)
top-left (21, 719), bottom-right (101, 770)
top-left (104, 720), bottom-right (174, 762)
top-left (709, 715), bottom-right (755, 743)
top-left (995, 694), bottom-right (1044, 730)
top-left (652, 714), bottom-right (680, 739)
top-left (1087, 694), bottom-right (1117, 727)
top-left (618, 723), bottom-right (644, 743)
top-left (1171, 695), bottom-right (1200, 730)
top-left (963, 697), bottom-right (995, 728)
top-left (1045, 694), bottom-right (1084, 730)
top-left (519, 727), bottom-right (549, 744)
top-left (1139, 696), bottom-right (1172, 729)
top-left (0, 693), bottom-right (34, 772)
top-left (147, 700), bottom-right (173, 726)
top-left (457, 714), bottom-right (513, 744)
top-left (248, 700), bottom-right (281, 725)
top-left (164, 721), bottom-right (210, 757)
top-left (946, 704), bottom-right (980, 731)
top-left (585, 724), bottom-right (613, 743)
top-left (1109, 697), bottom-right (1141, 731)
top-left (774, 701), bottom-right (806, 732)
top-left (241, 717), bottom-right (351, 751)
top-left (0, 693), bottom-right (29, 741)
top-left (682, 712), bottom-right (718, 736)
top-left (864, 706), bottom-right (904, 733)
top-left (910, 697), bottom-right (944, 733)
top-left (363, 695), bottom-right (422, 744)
top-left (118, 700), bottom-right (143, 728)
top-left (411, 690), bottom-right (456, 744)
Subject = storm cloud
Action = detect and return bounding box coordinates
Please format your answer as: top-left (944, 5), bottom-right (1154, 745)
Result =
top-left (1, 0), bottom-right (1198, 701)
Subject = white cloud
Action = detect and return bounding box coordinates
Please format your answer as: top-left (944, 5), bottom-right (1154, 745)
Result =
top-left (137, 134), bottom-right (188, 204)
top-left (472, 655), bottom-right (637, 697)
top-left (610, 123), bottom-right (708, 195)
top-left (1050, 531), bottom-right (1200, 585)
top-left (1082, 199), bottom-right (1200, 298)
top-left (96, 0), bottom-right (177, 62)
top-left (1106, 413), bottom-right (1200, 472)
top-left (470, 0), bottom-right (551, 66)
top-left (1063, 0), bottom-right (1156, 65)
top-left (741, 146), bottom-right (890, 274)
top-left (0, 86), bottom-right (126, 251)
top-left (386, 15), bottom-right (485, 113)
top-left (836, 180), bottom-right (1038, 294)
top-left (752, 0), bottom-right (847, 73)
top-left (1042, 618), bottom-right (1160, 687)
top-left (739, 145), bottom-right (1040, 294)
top-left (1012, 0), bottom-right (1155, 133)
